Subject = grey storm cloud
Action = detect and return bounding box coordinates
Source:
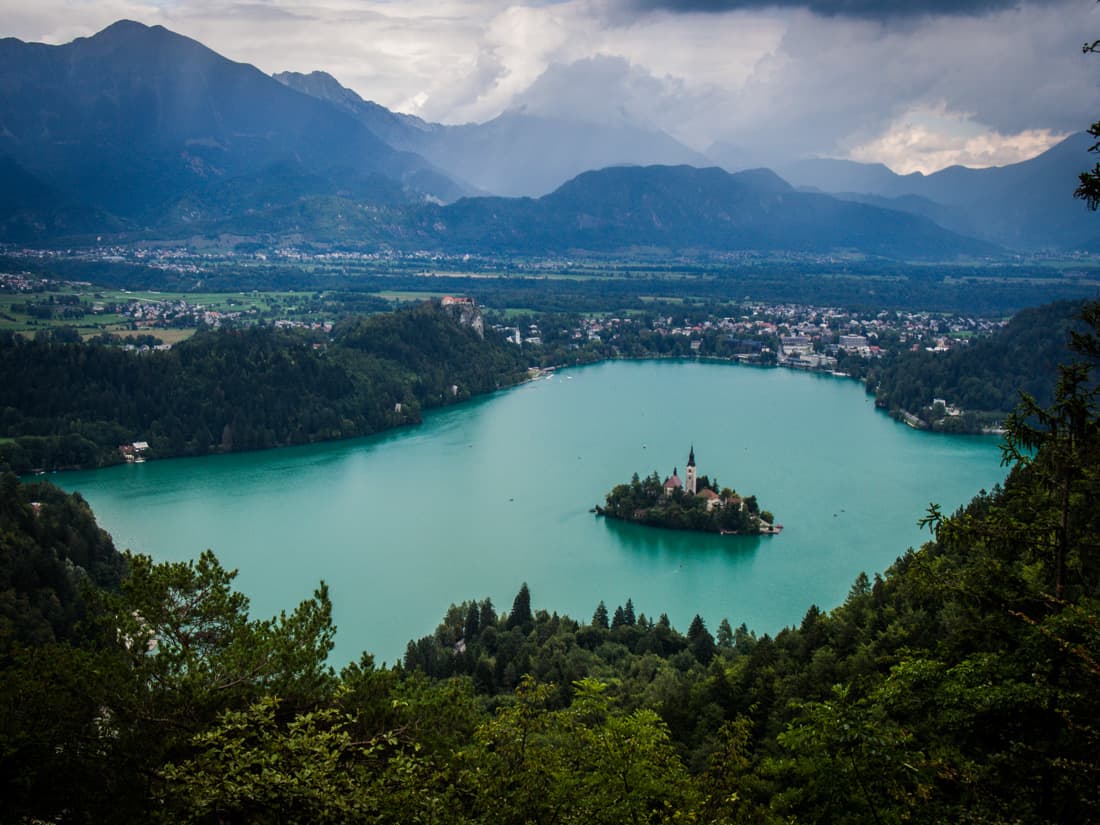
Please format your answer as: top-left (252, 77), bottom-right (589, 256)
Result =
top-left (628, 0), bottom-right (1060, 20)
top-left (500, 0), bottom-right (1096, 167)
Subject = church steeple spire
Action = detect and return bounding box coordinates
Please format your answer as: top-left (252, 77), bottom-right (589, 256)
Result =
top-left (685, 445), bottom-right (697, 494)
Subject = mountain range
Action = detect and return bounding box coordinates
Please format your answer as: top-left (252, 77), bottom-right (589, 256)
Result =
top-left (414, 166), bottom-right (997, 258)
top-left (0, 20), bottom-right (1095, 257)
top-left (0, 21), bottom-right (458, 221)
top-left (273, 70), bottom-right (710, 199)
top-left (777, 133), bottom-right (1100, 251)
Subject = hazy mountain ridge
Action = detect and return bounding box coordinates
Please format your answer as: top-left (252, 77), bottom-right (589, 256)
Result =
top-left (276, 70), bottom-right (711, 198)
top-left (156, 162), bottom-right (994, 258)
top-left (778, 134), bottom-right (1100, 250)
top-left (415, 165), bottom-right (997, 258)
top-left (285, 68), bottom-right (1098, 251)
top-left (272, 70), bottom-right (441, 146)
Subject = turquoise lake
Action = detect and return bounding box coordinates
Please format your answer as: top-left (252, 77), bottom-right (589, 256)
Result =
top-left (56, 360), bottom-right (1008, 666)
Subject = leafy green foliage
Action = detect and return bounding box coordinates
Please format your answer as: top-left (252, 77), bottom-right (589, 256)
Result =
top-left (460, 676), bottom-right (697, 824)
top-left (156, 695), bottom-right (383, 824)
top-left (0, 471), bottom-right (124, 651)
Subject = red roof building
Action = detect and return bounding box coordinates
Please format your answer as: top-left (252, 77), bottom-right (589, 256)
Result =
top-left (663, 468), bottom-right (682, 493)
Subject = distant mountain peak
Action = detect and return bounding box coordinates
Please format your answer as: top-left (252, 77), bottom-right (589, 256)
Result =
top-left (0, 20), bottom-right (463, 218)
top-left (83, 19), bottom-right (180, 47)
top-left (273, 70), bottom-right (367, 108)
top-left (97, 18), bottom-right (155, 34)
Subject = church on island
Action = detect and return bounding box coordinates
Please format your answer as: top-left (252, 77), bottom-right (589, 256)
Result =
top-left (596, 446), bottom-right (775, 535)
top-left (662, 446), bottom-right (741, 513)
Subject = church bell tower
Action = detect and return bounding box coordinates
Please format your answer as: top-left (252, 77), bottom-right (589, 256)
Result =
top-left (685, 445), bottom-right (697, 495)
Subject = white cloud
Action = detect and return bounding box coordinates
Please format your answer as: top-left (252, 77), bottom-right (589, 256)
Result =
top-left (440, 3), bottom-right (577, 122)
top-left (599, 10), bottom-right (785, 90)
top-left (847, 109), bottom-right (1071, 173)
top-left (513, 55), bottom-right (690, 127)
top-left (684, 0), bottom-right (1100, 164)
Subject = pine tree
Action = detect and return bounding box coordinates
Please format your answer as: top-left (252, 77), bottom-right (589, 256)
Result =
top-left (592, 601), bottom-right (610, 629)
top-left (479, 597), bottom-right (496, 631)
top-left (624, 598), bottom-right (636, 626)
top-left (716, 618), bottom-right (734, 648)
top-left (464, 601), bottom-right (480, 640)
top-left (506, 583), bottom-right (533, 631)
top-left (611, 605), bottom-right (626, 628)
top-left (687, 614), bottom-right (716, 664)
top-left (1077, 36), bottom-right (1100, 211)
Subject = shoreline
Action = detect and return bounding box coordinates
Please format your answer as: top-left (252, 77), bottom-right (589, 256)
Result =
top-left (14, 353), bottom-right (997, 478)
top-left (596, 509), bottom-right (779, 537)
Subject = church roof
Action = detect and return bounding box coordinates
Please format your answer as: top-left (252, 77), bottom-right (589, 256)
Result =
top-left (663, 472), bottom-right (682, 489)
top-left (698, 488), bottom-right (719, 500)
top-left (687, 445), bottom-right (695, 467)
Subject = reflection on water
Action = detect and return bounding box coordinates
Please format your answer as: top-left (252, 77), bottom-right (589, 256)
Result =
top-left (600, 515), bottom-right (765, 558)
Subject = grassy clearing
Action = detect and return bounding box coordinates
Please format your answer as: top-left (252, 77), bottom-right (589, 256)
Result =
top-left (495, 308), bottom-right (542, 319)
top-left (98, 328), bottom-right (197, 345)
top-left (639, 296), bottom-right (685, 304)
top-left (96, 289), bottom-right (303, 311)
top-left (373, 290), bottom-right (449, 301)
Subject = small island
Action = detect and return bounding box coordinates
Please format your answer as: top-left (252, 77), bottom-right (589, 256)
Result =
top-left (596, 446), bottom-right (779, 535)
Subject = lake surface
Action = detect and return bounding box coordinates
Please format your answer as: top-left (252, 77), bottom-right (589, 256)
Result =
top-left (57, 360), bottom-right (1007, 666)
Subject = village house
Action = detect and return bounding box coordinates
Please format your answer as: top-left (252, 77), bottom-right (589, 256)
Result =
top-left (118, 440), bottom-right (150, 463)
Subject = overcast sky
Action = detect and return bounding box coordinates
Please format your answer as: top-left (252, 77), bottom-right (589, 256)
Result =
top-left (4, 0), bottom-right (1099, 172)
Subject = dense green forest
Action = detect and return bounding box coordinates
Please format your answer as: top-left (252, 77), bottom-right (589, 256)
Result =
top-left (870, 299), bottom-right (1093, 431)
top-left (0, 301), bottom-right (528, 472)
top-left (1, 303), bottom-right (1098, 823)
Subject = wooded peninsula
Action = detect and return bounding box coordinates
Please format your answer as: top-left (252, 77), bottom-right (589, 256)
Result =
top-left (0, 300), bottom-right (528, 474)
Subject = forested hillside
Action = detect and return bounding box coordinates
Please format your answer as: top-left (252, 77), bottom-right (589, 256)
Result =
top-left (1, 304), bottom-right (1098, 823)
top-left (0, 301), bottom-right (528, 472)
top-left (871, 299), bottom-right (1091, 430)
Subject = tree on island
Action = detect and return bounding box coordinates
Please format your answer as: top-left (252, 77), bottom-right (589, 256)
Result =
top-left (597, 454), bottom-right (775, 535)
